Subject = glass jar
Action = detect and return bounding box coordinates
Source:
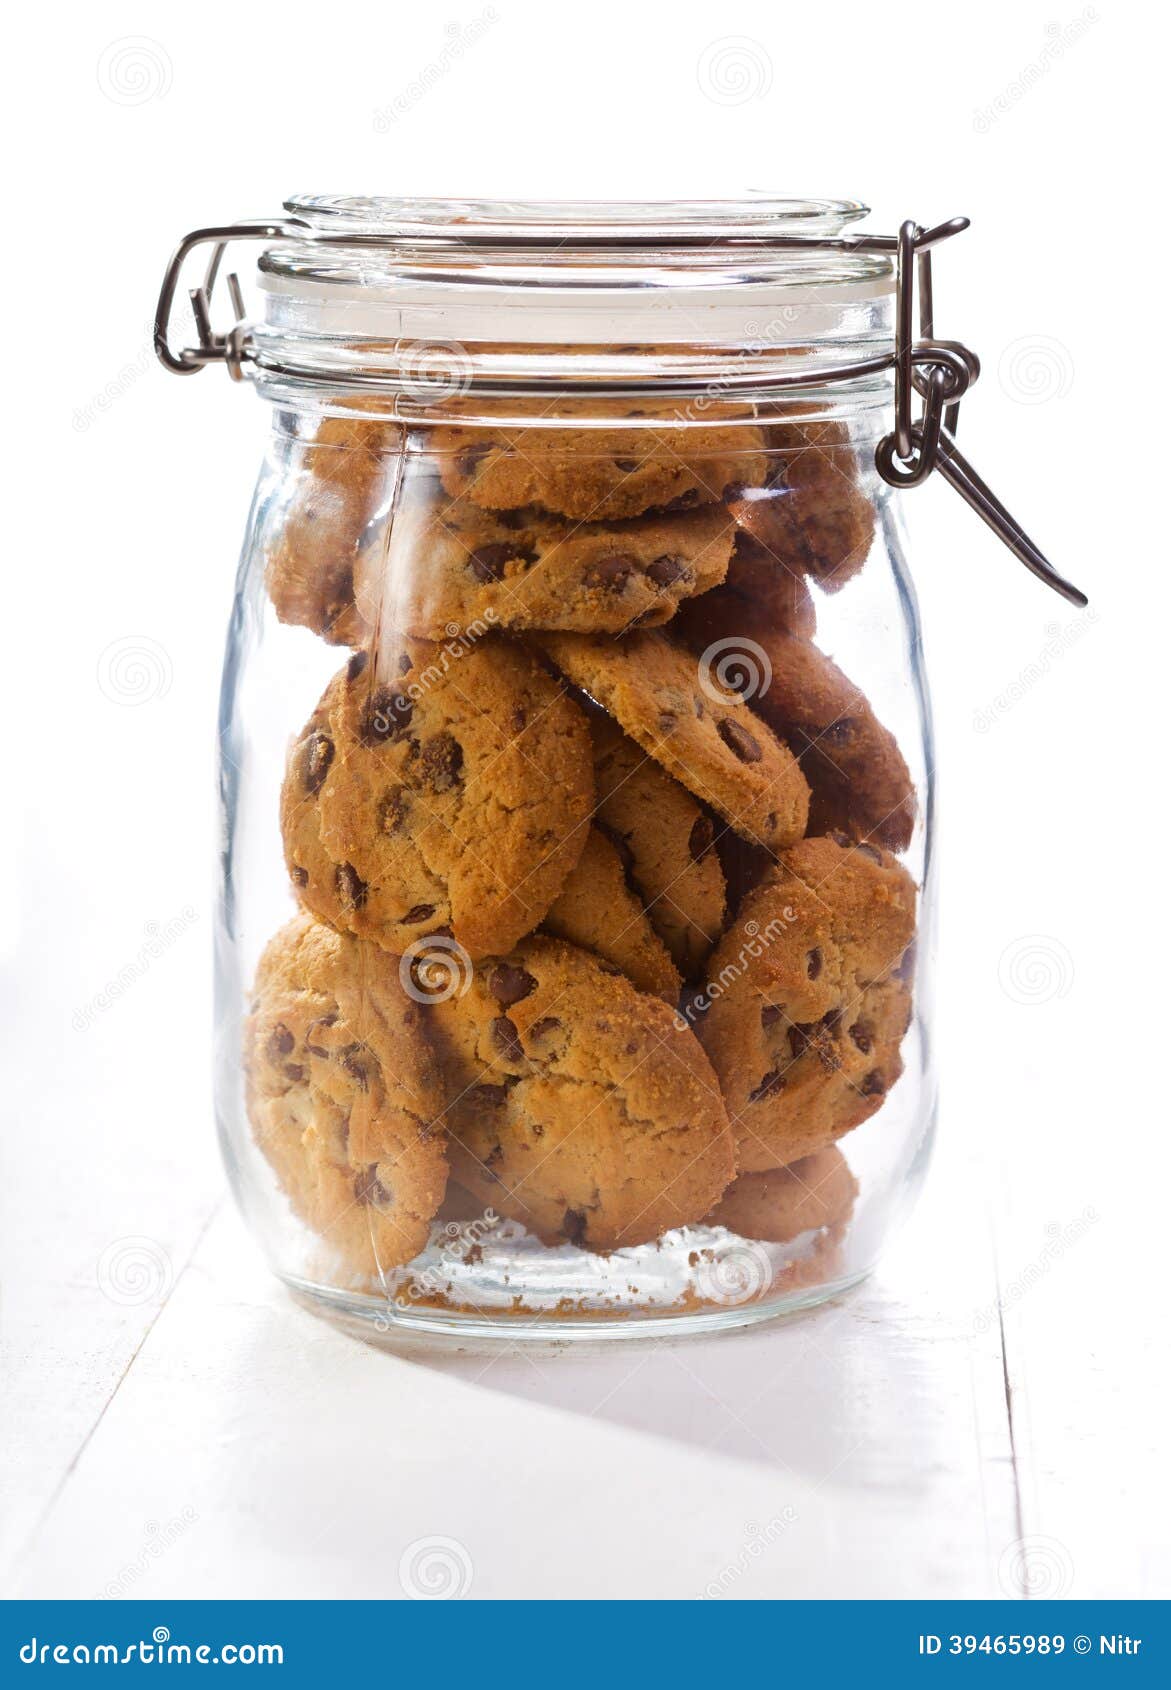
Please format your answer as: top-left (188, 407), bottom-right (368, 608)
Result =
top-left (157, 195), bottom-right (1034, 1340)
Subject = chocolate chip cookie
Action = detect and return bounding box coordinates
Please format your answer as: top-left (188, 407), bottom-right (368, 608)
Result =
top-left (541, 825), bottom-right (682, 1002)
top-left (429, 402), bottom-right (769, 521)
top-left (265, 411), bottom-right (401, 646)
top-left (430, 935), bottom-right (735, 1249)
top-left (386, 482), bottom-right (736, 637)
top-left (538, 629), bottom-right (810, 852)
top-left (730, 416), bottom-right (875, 593)
top-left (698, 836), bottom-right (916, 1170)
top-left (281, 637), bottom-right (594, 959)
top-left (680, 532), bottom-right (818, 643)
top-left (676, 595), bottom-right (916, 850)
top-left (244, 914), bottom-right (449, 1276)
top-left (707, 1146), bottom-right (858, 1243)
top-left (589, 714), bottom-right (726, 978)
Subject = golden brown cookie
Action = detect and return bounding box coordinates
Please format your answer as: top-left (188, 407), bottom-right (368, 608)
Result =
top-left (698, 836), bottom-right (916, 1171)
top-left (730, 416), bottom-right (875, 593)
top-left (589, 714), bottom-right (726, 978)
top-left (244, 914), bottom-right (449, 1276)
top-left (679, 532), bottom-right (818, 643)
top-left (538, 630), bottom-right (810, 852)
top-left (386, 482), bottom-right (735, 637)
top-left (431, 936), bottom-right (735, 1249)
top-left (540, 825), bottom-right (681, 1002)
top-left (429, 403), bottom-right (769, 521)
top-left (264, 411), bottom-right (401, 646)
top-left (675, 595), bottom-right (916, 850)
top-left (281, 638), bottom-right (593, 959)
top-left (707, 1147), bottom-right (858, 1243)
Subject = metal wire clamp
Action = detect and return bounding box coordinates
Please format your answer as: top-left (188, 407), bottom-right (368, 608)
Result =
top-left (153, 212), bottom-right (1087, 605)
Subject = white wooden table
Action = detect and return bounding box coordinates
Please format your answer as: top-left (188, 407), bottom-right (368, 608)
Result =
top-left (5, 969), bottom-right (1163, 1602)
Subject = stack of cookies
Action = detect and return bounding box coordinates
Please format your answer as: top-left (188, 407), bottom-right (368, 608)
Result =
top-left (246, 403), bottom-right (918, 1294)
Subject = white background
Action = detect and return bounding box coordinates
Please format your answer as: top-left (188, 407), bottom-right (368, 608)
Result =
top-left (4, 0), bottom-right (1169, 1600)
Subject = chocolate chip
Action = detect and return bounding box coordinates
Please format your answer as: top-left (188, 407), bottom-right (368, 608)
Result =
top-left (266, 1023), bottom-right (295, 1060)
top-left (398, 652), bottom-right (413, 675)
top-left (379, 790), bottom-right (407, 833)
top-left (290, 865), bottom-right (309, 888)
top-left (806, 947), bottom-right (822, 980)
top-left (562, 1208), bottom-right (588, 1246)
top-left (472, 1082), bottom-right (511, 1107)
top-left (850, 1023), bottom-right (873, 1054)
top-left (828, 829), bottom-right (853, 848)
top-left (613, 457), bottom-right (639, 473)
top-left (403, 904), bottom-right (436, 923)
top-left (761, 1004), bottom-right (782, 1029)
top-left (416, 732), bottom-right (463, 792)
top-left (354, 1164), bottom-right (392, 1210)
top-left (284, 1063), bottom-right (306, 1083)
top-left (302, 731), bottom-right (334, 795)
top-left (822, 719), bottom-right (856, 747)
top-left (510, 706), bottom-right (527, 734)
top-left (856, 843), bottom-right (883, 864)
top-left (340, 1047), bottom-right (370, 1089)
top-left (305, 1014), bottom-right (337, 1057)
top-left (491, 1015), bottom-right (523, 1061)
top-left (346, 650), bottom-right (369, 682)
top-left (788, 1024), bottom-right (814, 1059)
top-left (860, 1070), bottom-right (885, 1097)
top-left (658, 710), bottom-right (678, 735)
top-left (469, 543), bottom-right (514, 582)
top-left (528, 1016), bottom-right (560, 1040)
top-left (335, 863), bottom-right (368, 910)
top-left (645, 554), bottom-right (685, 587)
top-left (749, 1069), bottom-right (787, 1102)
top-left (360, 686), bottom-right (413, 746)
top-left (458, 443), bottom-right (492, 479)
top-left (489, 964), bottom-right (536, 1006)
top-left (718, 718), bottom-right (762, 763)
top-left (584, 555), bottom-right (634, 593)
top-left (688, 813), bottom-right (715, 861)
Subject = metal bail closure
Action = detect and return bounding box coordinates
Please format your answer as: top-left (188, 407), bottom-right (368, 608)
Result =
top-left (875, 220), bottom-right (1088, 608)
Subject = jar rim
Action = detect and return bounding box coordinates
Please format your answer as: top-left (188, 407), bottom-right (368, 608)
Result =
top-left (281, 193), bottom-right (872, 248)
